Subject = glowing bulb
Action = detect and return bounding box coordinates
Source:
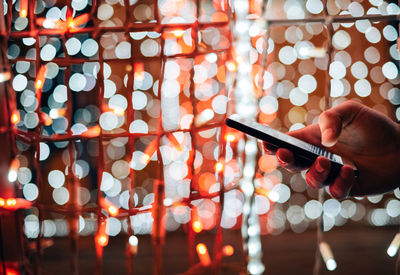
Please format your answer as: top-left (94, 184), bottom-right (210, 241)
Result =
top-left (35, 66), bottom-right (47, 90)
top-left (112, 107), bottom-right (125, 116)
top-left (42, 113), bottom-right (53, 126)
top-left (82, 125), bottom-right (101, 138)
top-left (11, 110), bottom-right (20, 124)
top-left (8, 158), bottom-right (19, 182)
top-left (0, 198), bottom-right (4, 207)
top-left (225, 133), bottom-right (235, 142)
top-left (222, 245), bottom-right (234, 256)
top-left (215, 162), bottom-right (224, 172)
top-left (387, 233), bottom-right (400, 257)
top-left (100, 198), bottom-right (119, 217)
top-left (6, 199), bottom-right (16, 207)
top-left (167, 133), bottom-right (183, 151)
top-left (172, 29), bottom-right (185, 37)
top-left (96, 234), bottom-right (108, 247)
top-left (226, 61), bottom-right (237, 72)
top-left (192, 220), bottom-right (202, 233)
top-left (19, 0), bottom-right (28, 18)
top-left (96, 220), bottom-right (108, 247)
top-left (140, 154), bottom-right (150, 164)
top-left (196, 243), bottom-right (211, 266)
top-left (128, 235), bottom-right (139, 255)
top-left (134, 63), bottom-right (145, 81)
top-left (140, 139), bottom-right (158, 165)
top-left (319, 242), bottom-right (336, 271)
top-left (108, 206), bottom-right (119, 216)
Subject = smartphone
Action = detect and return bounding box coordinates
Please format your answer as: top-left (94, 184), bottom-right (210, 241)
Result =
top-left (225, 117), bottom-right (358, 180)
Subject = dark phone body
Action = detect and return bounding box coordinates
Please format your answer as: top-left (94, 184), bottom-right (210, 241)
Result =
top-left (225, 117), bottom-right (358, 181)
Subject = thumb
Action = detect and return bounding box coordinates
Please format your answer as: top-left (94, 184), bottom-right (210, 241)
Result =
top-left (318, 111), bottom-right (342, 147)
top-left (318, 101), bottom-right (363, 147)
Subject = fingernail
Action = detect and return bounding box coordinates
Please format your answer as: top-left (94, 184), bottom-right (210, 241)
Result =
top-left (315, 161), bottom-right (324, 174)
top-left (276, 154), bottom-right (287, 165)
top-left (315, 158), bottom-right (328, 174)
top-left (321, 129), bottom-right (334, 147)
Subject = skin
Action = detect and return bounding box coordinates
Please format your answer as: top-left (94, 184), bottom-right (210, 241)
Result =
top-left (264, 100), bottom-right (400, 199)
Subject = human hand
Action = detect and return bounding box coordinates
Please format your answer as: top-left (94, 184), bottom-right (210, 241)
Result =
top-left (264, 100), bottom-right (400, 199)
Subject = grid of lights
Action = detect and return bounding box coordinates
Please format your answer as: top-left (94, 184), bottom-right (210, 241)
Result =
top-left (0, 0), bottom-right (400, 274)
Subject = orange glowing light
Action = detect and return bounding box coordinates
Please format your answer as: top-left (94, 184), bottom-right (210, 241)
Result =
top-left (70, 13), bottom-right (89, 29)
top-left (96, 234), bottom-right (109, 247)
top-left (0, 198), bottom-right (32, 210)
top-left (196, 243), bottom-right (211, 266)
top-left (141, 139), bottom-right (158, 164)
top-left (11, 110), bottom-right (20, 124)
top-left (36, 13), bottom-right (89, 33)
top-left (215, 162), bottom-right (224, 172)
top-left (192, 220), bottom-right (203, 233)
top-left (100, 198), bottom-right (119, 216)
top-left (112, 107), bottom-right (125, 116)
top-left (6, 199), bottom-right (16, 207)
top-left (82, 125), bottom-right (101, 138)
top-left (226, 61), bottom-right (237, 72)
top-left (41, 113), bottom-right (53, 126)
top-left (96, 220), bottom-right (109, 247)
top-left (225, 133), bottom-right (235, 142)
top-left (108, 205), bottom-right (119, 216)
top-left (222, 245), bottom-right (234, 256)
top-left (258, 154), bottom-right (277, 173)
top-left (172, 29), bottom-right (185, 37)
top-left (5, 268), bottom-right (19, 275)
top-left (134, 63), bottom-right (145, 81)
top-left (19, 0), bottom-right (28, 18)
top-left (35, 66), bottom-right (47, 90)
top-left (167, 133), bottom-right (183, 151)
top-left (255, 187), bottom-right (269, 198)
top-left (197, 244), bottom-right (207, 255)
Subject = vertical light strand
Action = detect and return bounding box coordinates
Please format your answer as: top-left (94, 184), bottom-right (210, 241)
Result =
top-left (122, 1), bottom-right (136, 273)
top-left (232, 0), bottom-right (263, 273)
top-left (153, 4), bottom-right (166, 270)
top-left (30, 0), bottom-right (44, 272)
top-left (95, 8), bottom-right (106, 274)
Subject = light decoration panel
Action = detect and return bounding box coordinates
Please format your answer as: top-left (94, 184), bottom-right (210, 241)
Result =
top-left (0, 0), bottom-right (399, 274)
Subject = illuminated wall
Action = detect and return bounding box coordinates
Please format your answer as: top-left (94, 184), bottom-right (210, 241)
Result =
top-left (0, 0), bottom-right (399, 274)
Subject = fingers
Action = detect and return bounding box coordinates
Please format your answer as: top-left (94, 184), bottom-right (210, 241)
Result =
top-left (263, 142), bottom-right (278, 155)
top-left (328, 165), bottom-right (355, 199)
top-left (319, 100), bottom-right (363, 147)
top-left (304, 158), bottom-right (355, 200)
top-left (275, 148), bottom-right (313, 173)
top-left (305, 157), bottom-right (331, 188)
top-left (286, 124), bottom-right (322, 147)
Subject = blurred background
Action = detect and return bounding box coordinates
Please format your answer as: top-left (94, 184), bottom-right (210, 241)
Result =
top-left (0, 0), bottom-right (399, 274)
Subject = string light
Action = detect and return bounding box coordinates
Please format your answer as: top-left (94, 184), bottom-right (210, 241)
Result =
top-left (11, 110), bottom-right (20, 124)
top-left (192, 220), bottom-right (203, 233)
top-left (319, 242), bottom-right (337, 271)
top-left (19, 0), bottom-right (28, 18)
top-left (215, 162), bottom-right (224, 172)
top-left (225, 133), bottom-right (236, 142)
top-left (0, 198), bottom-right (32, 210)
top-left (222, 245), bottom-right (234, 256)
top-left (128, 235), bottom-right (138, 255)
top-left (95, 220), bottom-right (109, 247)
top-left (196, 243), bottom-right (211, 266)
top-left (100, 198), bottom-right (119, 217)
top-left (387, 233), bottom-right (400, 257)
top-left (172, 29), bottom-right (185, 37)
top-left (35, 66), bottom-right (47, 90)
top-left (8, 158), bottom-right (19, 183)
top-left (140, 139), bottom-right (158, 165)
